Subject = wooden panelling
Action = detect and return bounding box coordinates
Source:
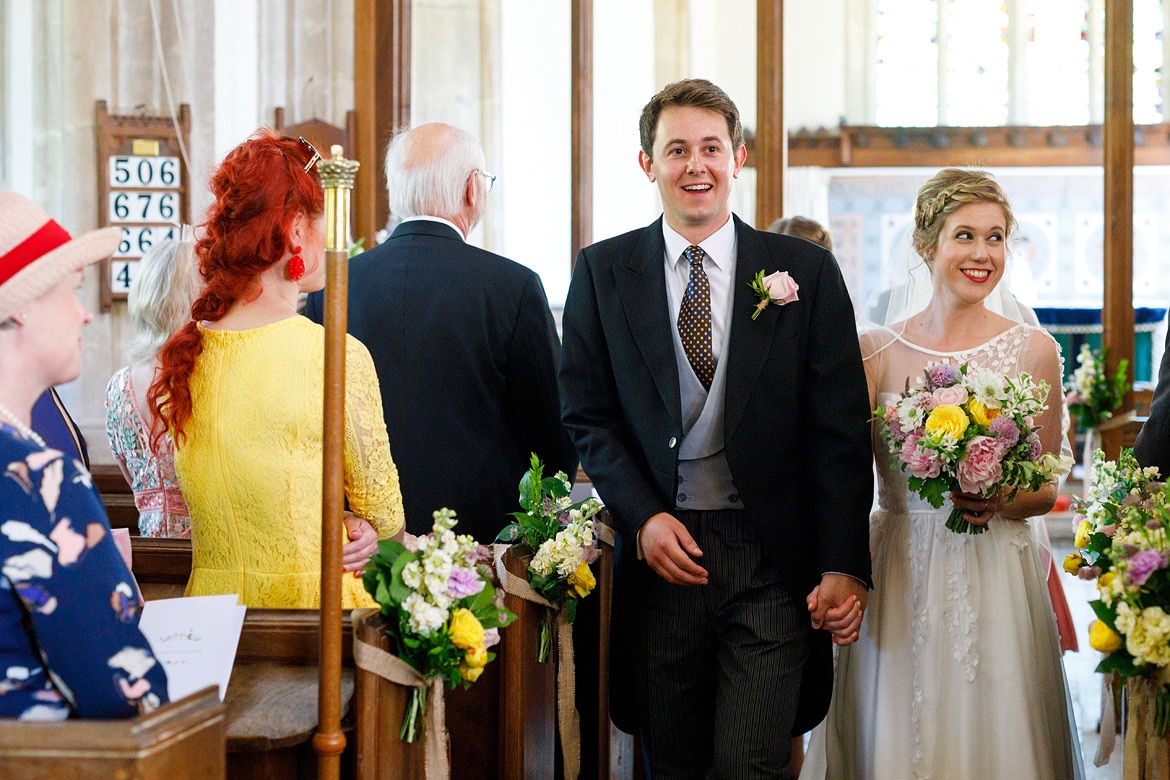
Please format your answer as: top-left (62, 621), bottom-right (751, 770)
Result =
top-left (787, 122), bottom-right (1170, 169)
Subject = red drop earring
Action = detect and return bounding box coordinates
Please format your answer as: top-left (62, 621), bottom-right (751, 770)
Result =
top-left (289, 245), bottom-right (305, 281)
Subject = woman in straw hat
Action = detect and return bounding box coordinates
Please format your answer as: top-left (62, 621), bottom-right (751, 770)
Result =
top-left (105, 239), bottom-right (197, 539)
top-left (149, 130), bottom-right (404, 609)
top-left (0, 191), bottom-right (169, 719)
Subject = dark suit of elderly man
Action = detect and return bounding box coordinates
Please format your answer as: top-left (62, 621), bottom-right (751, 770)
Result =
top-left (558, 79), bottom-right (874, 777)
top-left (307, 122), bottom-right (577, 542)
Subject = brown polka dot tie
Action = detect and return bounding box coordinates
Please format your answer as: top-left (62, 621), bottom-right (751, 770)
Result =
top-left (678, 245), bottom-right (715, 390)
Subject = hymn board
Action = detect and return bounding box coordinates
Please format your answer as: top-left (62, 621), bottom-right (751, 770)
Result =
top-left (95, 100), bottom-right (192, 311)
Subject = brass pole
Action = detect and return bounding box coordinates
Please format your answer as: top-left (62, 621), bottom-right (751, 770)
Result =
top-left (314, 145), bottom-right (359, 780)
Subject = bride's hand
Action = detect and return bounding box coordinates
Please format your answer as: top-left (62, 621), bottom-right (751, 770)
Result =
top-left (949, 489), bottom-right (1004, 526)
top-left (807, 576), bottom-right (868, 646)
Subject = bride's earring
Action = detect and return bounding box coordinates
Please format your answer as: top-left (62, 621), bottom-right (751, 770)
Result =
top-left (289, 245), bottom-right (305, 281)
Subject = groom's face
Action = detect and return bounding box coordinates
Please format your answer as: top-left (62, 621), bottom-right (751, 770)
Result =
top-left (639, 105), bottom-right (747, 244)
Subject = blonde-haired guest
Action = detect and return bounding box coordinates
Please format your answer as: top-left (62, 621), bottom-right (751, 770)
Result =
top-left (106, 239), bottom-right (198, 538)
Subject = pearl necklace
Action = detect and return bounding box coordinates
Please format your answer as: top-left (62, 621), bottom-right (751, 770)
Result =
top-left (0, 401), bottom-right (46, 448)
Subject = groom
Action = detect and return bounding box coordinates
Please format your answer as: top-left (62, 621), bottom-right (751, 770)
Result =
top-left (558, 79), bottom-right (874, 776)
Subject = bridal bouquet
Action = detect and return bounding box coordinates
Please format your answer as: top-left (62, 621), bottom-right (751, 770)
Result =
top-left (362, 508), bottom-right (515, 742)
top-left (1067, 449), bottom-right (1170, 736)
top-left (875, 361), bottom-right (1071, 534)
top-left (496, 453), bottom-right (604, 662)
top-left (1065, 343), bottom-right (1128, 429)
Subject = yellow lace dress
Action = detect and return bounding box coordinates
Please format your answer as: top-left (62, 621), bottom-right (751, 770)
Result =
top-left (174, 316), bottom-right (404, 608)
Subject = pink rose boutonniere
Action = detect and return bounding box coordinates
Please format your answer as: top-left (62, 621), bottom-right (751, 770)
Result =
top-left (749, 269), bottom-right (799, 320)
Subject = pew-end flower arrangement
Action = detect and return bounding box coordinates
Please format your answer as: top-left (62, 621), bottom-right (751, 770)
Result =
top-left (875, 361), bottom-right (1072, 534)
top-left (1067, 449), bottom-right (1170, 737)
top-left (496, 453), bottom-right (604, 662)
top-left (362, 508), bottom-right (515, 742)
top-left (1066, 343), bottom-right (1128, 430)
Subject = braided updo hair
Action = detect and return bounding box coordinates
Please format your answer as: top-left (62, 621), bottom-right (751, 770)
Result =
top-left (148, 129), bottom-right (323, 446)
top-left (912, 168), bottom-right (1016, 260)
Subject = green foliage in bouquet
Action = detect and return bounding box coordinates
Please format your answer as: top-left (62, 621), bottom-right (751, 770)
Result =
top-left (363, 508), bottom-right (515, 741)
top-left (1066, 344), bottom-right (1128, 430)
top-left (1067, 449), bottom-right (1170, 735)
top-left (496, 453), bottom-right (604, 661)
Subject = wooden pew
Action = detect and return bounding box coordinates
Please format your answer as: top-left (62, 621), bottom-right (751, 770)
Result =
top-left (0, 686), bottom-right (226, 780)
top-left (351, 544), bottom-right (554, 779)
top-left (229, 609), bottom-right (356, 779)
top-left (132, 536), bottom-right (191, 601)
top-left (588, 512), bottom-right (636, 779)
top-left (91, 463), bottom-right (139, 534)
top-left (128, 536), bottom-right (358, 778)
top-left (1099, 409), bottom-right (1149, 460)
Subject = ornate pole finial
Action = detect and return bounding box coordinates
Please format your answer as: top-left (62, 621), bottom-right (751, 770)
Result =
top-left (320, 146), bottom-right (360, 252)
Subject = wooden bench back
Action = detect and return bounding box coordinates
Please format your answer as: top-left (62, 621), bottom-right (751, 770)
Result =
top-left (0, 686), bottom-right (225, 779)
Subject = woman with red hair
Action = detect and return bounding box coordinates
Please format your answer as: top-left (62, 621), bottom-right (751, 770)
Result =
top-left (149, 130), bottom-right (404, 609)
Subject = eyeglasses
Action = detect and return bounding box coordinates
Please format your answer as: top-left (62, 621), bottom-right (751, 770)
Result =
top-left (298, 136), bottom-right (321, 173)
top-left (477, 169), bottom-right (497, 193)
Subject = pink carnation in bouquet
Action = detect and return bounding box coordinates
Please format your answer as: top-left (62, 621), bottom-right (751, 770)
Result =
top-left (874, 361), bottom-right (1072, 534)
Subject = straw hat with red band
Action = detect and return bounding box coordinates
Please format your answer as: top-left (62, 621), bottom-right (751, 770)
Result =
top-left (0, 192), bottom-right (121, 322)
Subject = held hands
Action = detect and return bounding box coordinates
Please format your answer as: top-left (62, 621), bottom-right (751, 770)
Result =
top-left (639, 512), bottom-right (708, 586)
top-left (341, 512), bottom-right (379, 574)
top-left (806, 573), bottom-right (869, 646)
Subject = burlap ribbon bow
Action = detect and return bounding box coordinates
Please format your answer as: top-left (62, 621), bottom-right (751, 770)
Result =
top-left (351, 608), bottom-right (449, 780)
top-left (493, 543), bottom-right (582, 779)
top-left (1122, 669), bottom-right (1170, 779)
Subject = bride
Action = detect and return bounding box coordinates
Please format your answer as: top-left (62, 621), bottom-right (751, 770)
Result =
top-left (803, 168), bottom-right (1083, 778)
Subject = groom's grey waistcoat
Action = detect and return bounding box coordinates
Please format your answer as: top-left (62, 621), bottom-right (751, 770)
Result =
top-left (673, 326), bottom-right (738, 511)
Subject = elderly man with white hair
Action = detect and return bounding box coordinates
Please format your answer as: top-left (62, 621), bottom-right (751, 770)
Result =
top-left (306, 123), bottom-right (577, 541)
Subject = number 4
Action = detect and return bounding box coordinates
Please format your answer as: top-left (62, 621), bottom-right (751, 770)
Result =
top-left (114, 262), bottom-right (132, 292)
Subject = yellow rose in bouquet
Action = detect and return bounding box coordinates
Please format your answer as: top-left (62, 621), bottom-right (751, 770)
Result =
top-left (965, 398), bottom-right (999, 427)
top-left (448, 608), bottom-right (485, 650)
top-left (1089, 620), bottom-right (1123, 653)
top-left (924, 405), bottom-right (969, 439)
top-left (569, 561), bottom-right (596, 598)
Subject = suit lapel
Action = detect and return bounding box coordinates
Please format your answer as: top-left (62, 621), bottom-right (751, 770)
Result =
top-left (613, 219), bottom-right (682, 425)
top-left (725, 215), bottom-right (784, 441)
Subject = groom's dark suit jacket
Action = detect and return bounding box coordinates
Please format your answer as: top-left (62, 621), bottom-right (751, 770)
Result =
top-left (306, 219), bottom-right (577, 541)
top-left (559, 215), bottom-right (874, 733)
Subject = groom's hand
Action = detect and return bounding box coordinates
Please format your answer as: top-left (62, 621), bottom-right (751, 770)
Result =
top-left (808, 573), bottom-right (869, 646)
top-left (639, 512), bottom-right (708, 586)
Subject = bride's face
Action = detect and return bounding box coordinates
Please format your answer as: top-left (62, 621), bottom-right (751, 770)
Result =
top-left (928, 201), bottom-right (1007, 305)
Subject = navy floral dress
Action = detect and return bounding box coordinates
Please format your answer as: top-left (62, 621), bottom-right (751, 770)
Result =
top-left (0, 426), bottom-right (169, 719)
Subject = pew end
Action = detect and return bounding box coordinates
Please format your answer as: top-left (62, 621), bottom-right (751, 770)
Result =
top-left (0, 685), bottom-right (226, 780)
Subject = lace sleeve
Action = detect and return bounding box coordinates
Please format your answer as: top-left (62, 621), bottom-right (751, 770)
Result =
top-left (342, 336), bottom-right (404, 538)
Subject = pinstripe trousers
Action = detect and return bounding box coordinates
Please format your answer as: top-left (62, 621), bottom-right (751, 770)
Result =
top-left (636, 509), bottom-right (809, 779)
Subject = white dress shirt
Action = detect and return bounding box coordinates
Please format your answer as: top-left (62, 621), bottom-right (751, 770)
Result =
top-left (661, 215), bottom-right (738, 369)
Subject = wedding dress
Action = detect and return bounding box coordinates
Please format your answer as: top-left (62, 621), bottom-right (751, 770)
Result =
top-left (802, 323), bottom-right (1084, 779)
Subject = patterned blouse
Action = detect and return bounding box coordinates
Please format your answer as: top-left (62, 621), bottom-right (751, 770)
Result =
top-left (105, 366), bottom-right (190, 538)
top-left (0, 427), bottom-right (170, 719)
